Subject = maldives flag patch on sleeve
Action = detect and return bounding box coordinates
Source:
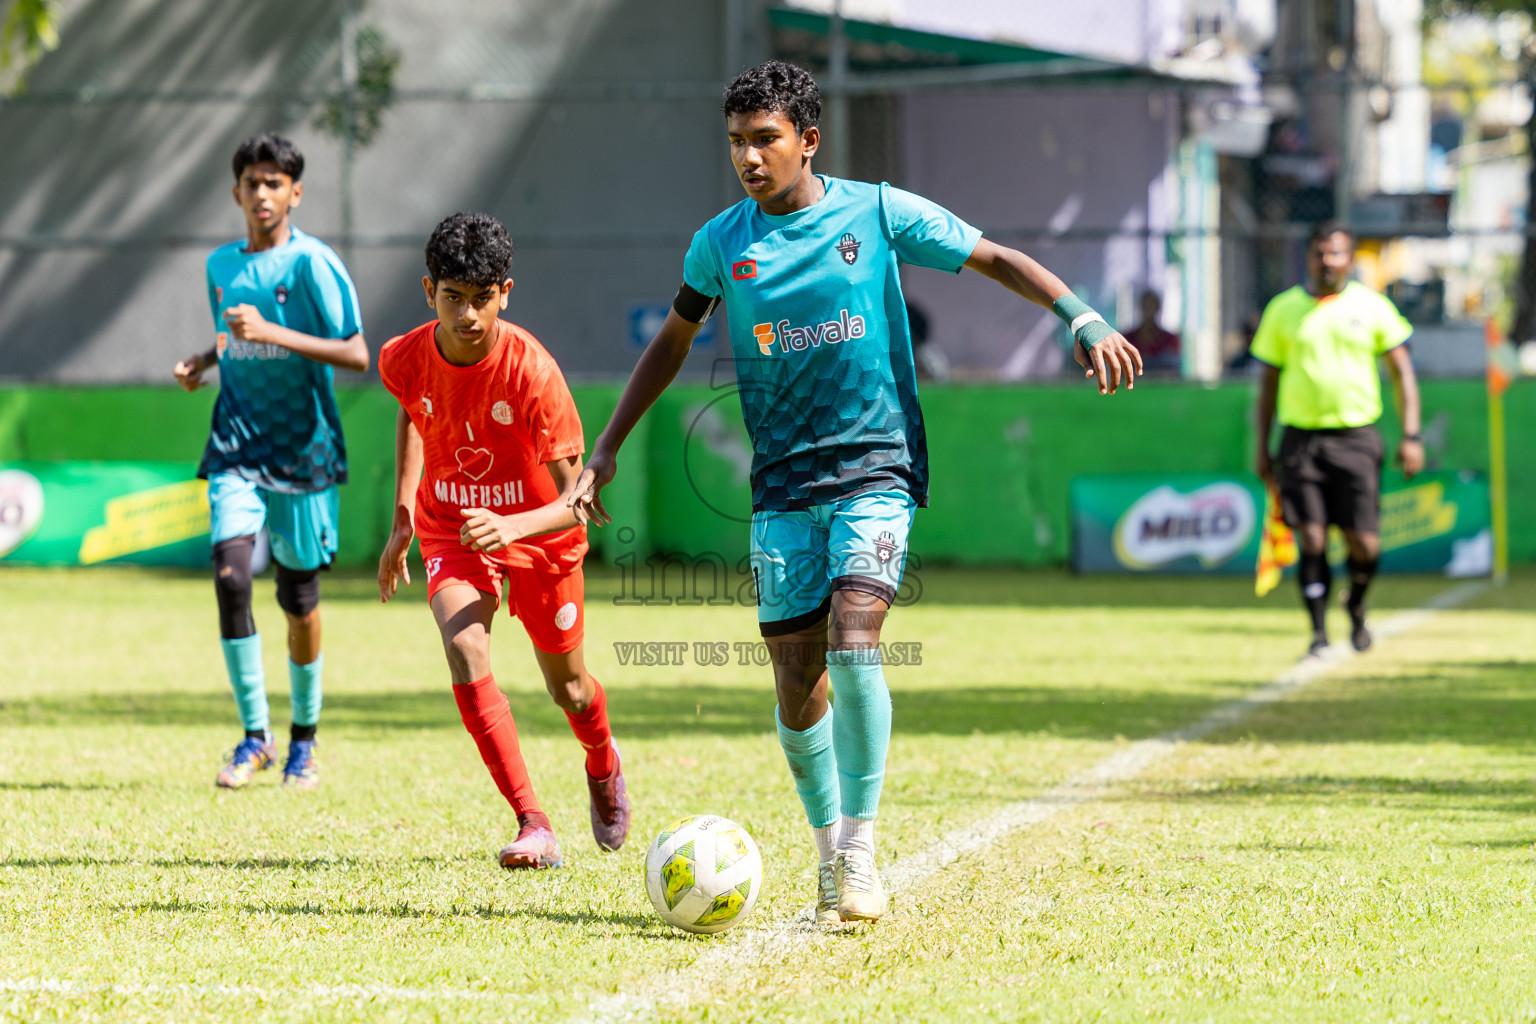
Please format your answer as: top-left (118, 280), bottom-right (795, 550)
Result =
top-left (732, 259), bottom-right (757, 280)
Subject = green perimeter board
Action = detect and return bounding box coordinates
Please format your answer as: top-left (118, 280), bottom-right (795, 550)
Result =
top-left (0, 379), bottom-right (1530, 567)
top-left (0, 461), bottom-right (210, 566)
top-left (1069, 470), bottom-right (1490, 574)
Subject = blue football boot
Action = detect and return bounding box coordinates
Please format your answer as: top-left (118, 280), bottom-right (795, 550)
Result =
top-left (216, 733), bottom-right (274, 789)
top-left (282, 739), bottom-right (320, 789)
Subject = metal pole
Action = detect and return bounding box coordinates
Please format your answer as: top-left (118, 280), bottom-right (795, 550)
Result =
top-left (723, 0), bottom-right (743, 207)
top-left (1334, 0), bottom-right (1354, 225)
top-left (339, 0), bottom-right (358, 264)
top-left (1490, 384), bottom-right (1510, 585)
top-left (724, 0), bottom-right (742, 80)
top-left (1486, 318), bottom-right (1512, 586)
top-left (1335, 73), bottom-right (1352, 225)
top-left (828, 0), bottom-right (849, 179)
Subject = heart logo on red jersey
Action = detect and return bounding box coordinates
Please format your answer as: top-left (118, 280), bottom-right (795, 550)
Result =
top-left (455, 447), bottom-right (494, 481)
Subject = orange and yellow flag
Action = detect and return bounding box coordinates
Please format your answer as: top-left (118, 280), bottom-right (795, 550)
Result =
top-left (1255, 486), bottom-right (1298, 597)
top-left (1487, 317), bottom-right (1518, 396)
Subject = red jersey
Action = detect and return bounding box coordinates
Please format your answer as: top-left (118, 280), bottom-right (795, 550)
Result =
top-left (379, 319), bottom-right (587, 573)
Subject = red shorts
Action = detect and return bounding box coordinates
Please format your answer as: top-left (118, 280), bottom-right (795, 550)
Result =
top-left (420, 539), bottom-right (585, 654)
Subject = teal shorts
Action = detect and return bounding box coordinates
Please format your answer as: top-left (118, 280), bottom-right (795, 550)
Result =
top-left (208, 472), bottom-right (338, 571)
top-left (750, 488), bottom-right (916, 636)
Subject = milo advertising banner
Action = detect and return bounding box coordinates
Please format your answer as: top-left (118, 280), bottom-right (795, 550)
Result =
top-left (0, 462), bottom-right (211, 567)
top-left (1071, 471), bottom-right (1491, 576)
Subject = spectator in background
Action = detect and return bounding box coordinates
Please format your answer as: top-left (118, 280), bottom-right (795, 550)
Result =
top-left (907, 300), bottom-right (950, 381)
top-left (1124, 290), bottom-right (1181, 374)
top-left (1226, 310), bottom-right (1262, 376)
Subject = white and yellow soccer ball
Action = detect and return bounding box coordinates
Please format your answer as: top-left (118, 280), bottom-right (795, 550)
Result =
top-left (644, 814), bottom-right (763, 934)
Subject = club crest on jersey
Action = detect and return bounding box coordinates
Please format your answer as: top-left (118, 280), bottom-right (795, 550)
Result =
top-left (491, 401), bottom-right (513, 426)
top-left (732, 259), bottom-right (757, 280)
top-left (874, 531), bottom-right (897, 564)
top-left (751, 309), bottom-right (866, 355)
top-left (835, 233), bottom-right (861, 265)
top-left (275, 285), bottom-right (288, 305)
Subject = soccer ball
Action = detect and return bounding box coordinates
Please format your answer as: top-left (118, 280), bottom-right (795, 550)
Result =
top-left (644, 814), bottom-right (763, 934)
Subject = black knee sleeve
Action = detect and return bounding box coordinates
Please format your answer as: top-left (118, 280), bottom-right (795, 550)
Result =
top-left (212, 536), bottom-right (256, 639)
top-left (275, 563), bottom-right (321, 617)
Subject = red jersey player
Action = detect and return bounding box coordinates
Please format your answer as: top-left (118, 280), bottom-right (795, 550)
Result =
top-left (377, 212), bottom-right (629, 869)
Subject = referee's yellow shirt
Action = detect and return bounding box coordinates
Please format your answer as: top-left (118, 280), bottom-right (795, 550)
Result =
top-left (1251, 281), bottom-right (1413, 429)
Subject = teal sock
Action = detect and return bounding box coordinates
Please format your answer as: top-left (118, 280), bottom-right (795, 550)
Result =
top-left (220, 634), bottom-right (268, 733)
top-left (289, 654), bottom-right (323, 728)
top-left (774, 705), bottom-right (840, 829)
top-left (826, 648), bottom-right (892, 820)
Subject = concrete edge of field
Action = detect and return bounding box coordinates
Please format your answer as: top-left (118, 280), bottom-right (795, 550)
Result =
top-left (0, 581), bottom-right (1489, 1014)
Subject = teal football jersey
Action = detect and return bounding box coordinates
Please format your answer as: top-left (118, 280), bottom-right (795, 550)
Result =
top-left (682, 176), bottom-right (980, 510)
top-left (199, 228), bottom-right (362, 493)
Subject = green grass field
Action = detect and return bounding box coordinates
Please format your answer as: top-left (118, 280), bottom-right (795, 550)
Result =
top-left (1, 565), bottom-right (1533, 1023)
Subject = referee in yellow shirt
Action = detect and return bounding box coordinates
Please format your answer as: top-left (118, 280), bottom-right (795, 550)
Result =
top-left (1253, 221), bottom-right (1424, 657)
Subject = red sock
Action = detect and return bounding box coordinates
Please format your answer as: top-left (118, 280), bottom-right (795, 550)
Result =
top-left (453, 674), bottom-right (546, 826)
top-left (565, 677), bottom-right (617, 779)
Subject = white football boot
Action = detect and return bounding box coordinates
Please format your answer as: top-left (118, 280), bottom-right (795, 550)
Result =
top-left (815, 859), bottom-right (841, 926)
top-left (835, 849), bottom-right (888, 922)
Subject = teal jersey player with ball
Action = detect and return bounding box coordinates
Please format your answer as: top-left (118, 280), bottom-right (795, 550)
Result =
top-left (571, 61), bottom-right (1142, 926)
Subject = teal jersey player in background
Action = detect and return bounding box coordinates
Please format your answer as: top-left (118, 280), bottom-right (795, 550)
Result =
top-left (201, 227), bottom-right (358, 493)
top-left (173, 133), bottom-right (369, 792)
top-left (571, 61), bottom-right (1142, 928)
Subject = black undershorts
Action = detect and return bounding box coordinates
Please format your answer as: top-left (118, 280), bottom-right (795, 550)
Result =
top-left (1276, 424), bottom-right (1384, 533)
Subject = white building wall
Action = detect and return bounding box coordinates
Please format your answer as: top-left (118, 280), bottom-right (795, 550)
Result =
top-left (895, 87), bottom-right (1179, 377)
top-left (1376, 0), bottom-right (1428, 193)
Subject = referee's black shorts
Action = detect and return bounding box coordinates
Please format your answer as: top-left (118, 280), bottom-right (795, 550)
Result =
top-left (1276, 424), bottom-right (1384, 533)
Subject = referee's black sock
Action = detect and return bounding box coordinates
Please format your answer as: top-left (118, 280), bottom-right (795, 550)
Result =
top-left (1298, 552), bottom-right (1331, 641)
top-left (1345, 556), bottom-right (1379, 622)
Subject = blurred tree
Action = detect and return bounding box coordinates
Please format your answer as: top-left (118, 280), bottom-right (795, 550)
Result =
top-left (314, 25), bottom-right (399, 148)
top-left (1, 0), bottom-right (59, 92)
top-left (1429, 1), bottom-right (1536, 338)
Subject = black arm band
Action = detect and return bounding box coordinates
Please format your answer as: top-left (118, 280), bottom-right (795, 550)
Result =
top-left (673, 283), bottom-right (720, 325)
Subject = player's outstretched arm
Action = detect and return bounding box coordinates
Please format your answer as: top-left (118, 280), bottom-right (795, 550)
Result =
top-left (461, 455), bottom-right (586, 553)
top-left (963, 238), bottom-right (1143, 395)
top-left (172, 347), bottom-right (218, 392)
top-left (378, 408), bottom-right (423, 602)
top-left (222, 304), bottom-right (370, 373)
top-left (1385, 344), bottom-right (1424, 479)
top-left (569, 310), bottom-right (703, 525)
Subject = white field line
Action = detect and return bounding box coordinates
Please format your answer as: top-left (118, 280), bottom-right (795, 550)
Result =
top-left (577, 580), bottom-right (1489, 1024)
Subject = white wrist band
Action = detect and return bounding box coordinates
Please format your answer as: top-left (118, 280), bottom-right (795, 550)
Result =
top-left (1070, 311), bottom-right (1106, 335)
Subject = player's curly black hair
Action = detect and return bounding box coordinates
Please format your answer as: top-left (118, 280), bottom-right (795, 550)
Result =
top-left (231, 133), bottom-right (304, 181)
top-left (721, 59), bottom-right (821, 133)
top-left (424, 212), bottom-right (515, 286)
